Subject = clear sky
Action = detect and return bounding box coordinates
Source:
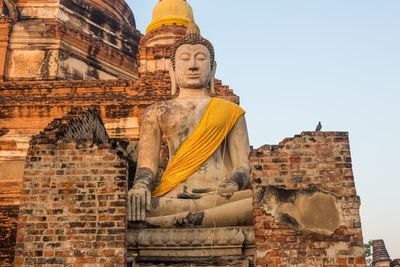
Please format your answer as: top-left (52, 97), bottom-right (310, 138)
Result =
top-left (127, 0), bottom-right (400, 259)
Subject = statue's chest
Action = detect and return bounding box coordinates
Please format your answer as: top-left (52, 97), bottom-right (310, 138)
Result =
top-left (159, 102), bottom-right (208, 143)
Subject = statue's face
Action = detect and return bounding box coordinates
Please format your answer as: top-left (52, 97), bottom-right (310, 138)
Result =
top-left (174, 44), bottom-right (212, 89)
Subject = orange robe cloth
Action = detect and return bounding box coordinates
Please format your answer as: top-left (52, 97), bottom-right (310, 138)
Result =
top-left (152, 97), bottom-right (245, 197)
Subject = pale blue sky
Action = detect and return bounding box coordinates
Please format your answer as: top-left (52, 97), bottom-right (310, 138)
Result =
top-left (127, 0), bottom-right (400, 259)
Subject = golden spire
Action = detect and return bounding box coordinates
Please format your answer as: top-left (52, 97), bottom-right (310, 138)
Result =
top-left (146, 0), bottom-right (200, 34)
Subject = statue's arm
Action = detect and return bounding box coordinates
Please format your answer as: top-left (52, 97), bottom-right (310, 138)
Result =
top-left (135, 106), bottom-right (161, 185)
top-left (226, 115), bottom-right (251, 190)
top-left (128, 106), bottom-right (161, 221)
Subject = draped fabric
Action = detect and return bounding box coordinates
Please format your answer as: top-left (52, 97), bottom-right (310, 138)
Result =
top-left (152, 97), bottom-right (245, 197)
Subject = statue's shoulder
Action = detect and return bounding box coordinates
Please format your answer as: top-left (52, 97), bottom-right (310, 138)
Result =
top-left (143, 100), bottom-right (174, 118)
top-left (212, 97), bottom-right (238, 106)
top-left (211, 97), bottom-right (244, 111)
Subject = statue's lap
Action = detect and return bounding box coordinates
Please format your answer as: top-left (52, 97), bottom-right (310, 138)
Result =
top-left (145, 190), bottom-right (253, 228)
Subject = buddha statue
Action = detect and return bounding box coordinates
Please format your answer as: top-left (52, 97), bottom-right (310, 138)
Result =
top-left (128, 21), bottom-right (253, 227)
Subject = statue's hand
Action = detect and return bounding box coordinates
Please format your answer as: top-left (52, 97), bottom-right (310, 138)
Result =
top-left (215, 182), bottom-right (239, 195)
top-left (128, 184), bottom-right (151, 221)
top-left (191, 182), bottom-right (239, 197)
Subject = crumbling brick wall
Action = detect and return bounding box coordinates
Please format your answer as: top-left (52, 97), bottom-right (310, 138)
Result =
top-left (251, 132), bottom-right (366, 267)
top-left (13, 108), bottom-right (128, 266)
top-left (0, 182), bottom-right (20, 266)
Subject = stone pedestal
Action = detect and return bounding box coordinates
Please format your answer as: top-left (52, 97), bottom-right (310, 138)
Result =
top-left (127, 227), bottom-right (255, 267)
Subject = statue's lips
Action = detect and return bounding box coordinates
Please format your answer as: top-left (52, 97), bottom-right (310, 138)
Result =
top-left (185, 74), bottom-right (201, 79)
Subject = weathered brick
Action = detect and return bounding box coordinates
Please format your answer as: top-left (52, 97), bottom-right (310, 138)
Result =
top-left (13, 127), bottom-right (127, 266)
top-left (250, 132), bottom-right (365, 266)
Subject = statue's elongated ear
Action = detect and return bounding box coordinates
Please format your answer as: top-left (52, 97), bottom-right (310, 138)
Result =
top-left (210, 61), bottom-right (217, 94)
top-left (169, 62), bottom-right (177, 95)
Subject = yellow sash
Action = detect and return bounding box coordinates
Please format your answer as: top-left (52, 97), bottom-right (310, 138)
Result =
top-left (152, 97), bottom-right (245, 197)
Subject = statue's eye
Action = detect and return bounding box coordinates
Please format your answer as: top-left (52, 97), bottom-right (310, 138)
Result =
top-left (196, 54), bottom-right (206, 61)
top-left (179, 53), bottom-right (190, 60)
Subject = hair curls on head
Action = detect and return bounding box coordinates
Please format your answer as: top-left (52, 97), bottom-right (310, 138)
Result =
top-left (170, 21), bottom-right (215, 70)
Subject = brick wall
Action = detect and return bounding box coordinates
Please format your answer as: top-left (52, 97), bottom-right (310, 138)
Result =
top-left (0, 182), bottom-right (21, 266)
top-left (12, 108), bottom-right (128, 266)
top-left (251, 132), bottom-right (366, 267)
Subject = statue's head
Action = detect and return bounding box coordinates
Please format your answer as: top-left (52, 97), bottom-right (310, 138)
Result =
top-left (170, 21), bottom-right (217, 95)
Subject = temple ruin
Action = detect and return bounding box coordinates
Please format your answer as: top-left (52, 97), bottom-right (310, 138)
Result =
top-left (0, 0), bottom-right (367, 266)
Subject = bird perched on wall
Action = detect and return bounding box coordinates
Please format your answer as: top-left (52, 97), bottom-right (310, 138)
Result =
top-left (315, 121), bottom-right (322, 132)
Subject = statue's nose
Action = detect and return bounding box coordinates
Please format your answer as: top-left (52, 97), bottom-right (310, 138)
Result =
top-left (189, 67), bottom-right (199, 71)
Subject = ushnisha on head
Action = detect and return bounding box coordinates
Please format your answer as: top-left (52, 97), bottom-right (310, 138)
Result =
top-left (170, 20), bottom-right (217, 95)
